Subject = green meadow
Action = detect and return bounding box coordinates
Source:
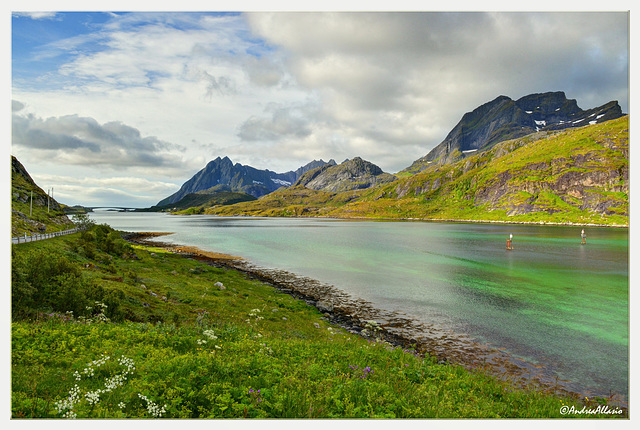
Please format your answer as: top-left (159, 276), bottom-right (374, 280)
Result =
top-left (10, 224), bottom-right (623, 418)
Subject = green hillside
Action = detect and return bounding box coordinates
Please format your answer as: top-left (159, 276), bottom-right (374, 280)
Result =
top-left (206, 185), bottom-right (360, 217)
top-left (143, 190), bottom-right (256, 214)
top-left (11, 156), bottom-right (75, 236)
top-left (207, 116), bottom-right (629, 226)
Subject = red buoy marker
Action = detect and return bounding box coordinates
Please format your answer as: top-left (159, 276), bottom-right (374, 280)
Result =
top-left (506, 234), bottom-right (513, 250)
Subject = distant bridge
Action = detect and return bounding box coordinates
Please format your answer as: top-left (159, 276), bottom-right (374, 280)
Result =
top-left (87, 207), bottom-right (141, 212)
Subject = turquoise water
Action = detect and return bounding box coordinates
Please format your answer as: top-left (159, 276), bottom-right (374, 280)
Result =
top-left (90, 212), bottom-right (629, 398)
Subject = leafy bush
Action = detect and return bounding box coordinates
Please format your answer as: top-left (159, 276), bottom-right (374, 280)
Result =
top-left (92, 224), bottom-right (133, 256)
top-left (12, 248), bottom-right (86, 318)
top-left (71, 212), bottom-right (95, 230)
top-left (72, 224), bottom-right (134, 260)
top-left (11, 246), bottom-right (124, 321)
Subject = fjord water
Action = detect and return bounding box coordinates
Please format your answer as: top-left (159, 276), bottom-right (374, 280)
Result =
top-left (90, 212), bottom-right (629, 398)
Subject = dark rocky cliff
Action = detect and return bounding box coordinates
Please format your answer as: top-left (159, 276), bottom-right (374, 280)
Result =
top-left (404, 91), bottom-right (624, 172)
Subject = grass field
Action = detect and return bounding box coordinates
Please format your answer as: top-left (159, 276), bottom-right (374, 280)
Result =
top-left (10, 224), bottom-right (624, 419)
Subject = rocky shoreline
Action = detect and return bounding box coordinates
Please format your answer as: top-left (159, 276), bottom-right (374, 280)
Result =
top-left (124, 231), bottom-right (626, 408)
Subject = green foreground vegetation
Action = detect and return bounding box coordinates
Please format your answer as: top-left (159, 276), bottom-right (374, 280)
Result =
top-left (11, 223), bottom-right (625, 419)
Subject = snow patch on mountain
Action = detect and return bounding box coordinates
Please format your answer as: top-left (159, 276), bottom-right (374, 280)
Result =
top-left (271, 178), bottom-right (292, 186)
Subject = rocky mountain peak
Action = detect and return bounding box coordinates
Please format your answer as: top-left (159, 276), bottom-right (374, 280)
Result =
top-left (403, 91), bottom-right (624, 173)
top-left (157, 158), bottom-right (337, 206)
top-left (295, 157), bottom-right (396, 193)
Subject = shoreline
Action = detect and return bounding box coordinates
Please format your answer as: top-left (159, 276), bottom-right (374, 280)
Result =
top-left (124, 231), bottom-right (628, 408)
top-left (174, 211), bottom-right (629, 229)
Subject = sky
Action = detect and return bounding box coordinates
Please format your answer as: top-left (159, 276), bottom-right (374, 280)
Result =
top-left (8, 3), bottom-right (632, 208)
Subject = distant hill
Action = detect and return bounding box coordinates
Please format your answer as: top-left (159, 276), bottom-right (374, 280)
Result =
top-left (144, 189), bottom-right (256, 213)
top-left (11, 155), bottom-right (75, 235)
top-left (294, 157), bottom-right (396, 193)
top-left (404, 91), bottom-right (624, 173)
top-left (208, 116), bottom-right (629, 226)
top-left (157, 157), bottom-right (336, 206)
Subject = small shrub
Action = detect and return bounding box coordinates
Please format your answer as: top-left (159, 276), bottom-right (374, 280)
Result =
top-left (11, 245), bottom-right (126, 321)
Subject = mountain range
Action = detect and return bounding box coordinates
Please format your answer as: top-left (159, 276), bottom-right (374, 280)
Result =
top-left (10, 90), bottom-right (628, 230)
top-left (157, 157), bottom-right (336, 206)
top-left (158, 91), bottom-right (624, 211)
top-left (208, 115), bottom-right (628, 225)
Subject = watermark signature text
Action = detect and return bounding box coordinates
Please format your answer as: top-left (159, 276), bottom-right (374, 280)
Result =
top-left (560, 405), bottom-right (624, 416)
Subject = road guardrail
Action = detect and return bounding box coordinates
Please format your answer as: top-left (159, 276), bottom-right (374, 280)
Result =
top-left (11, 227), bottom-right (81, 244)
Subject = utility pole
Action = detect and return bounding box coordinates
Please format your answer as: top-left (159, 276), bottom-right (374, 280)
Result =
top-left (30, 191), bottom-right (33, 217)
top-left (47, 188), bottom-right (50, 213)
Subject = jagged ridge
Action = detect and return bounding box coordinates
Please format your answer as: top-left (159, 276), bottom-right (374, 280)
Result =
top-left (158, 157), bottom-right (336, 205)
top-left (294, 157), bottom-right (396, 193)
top-left (404, 91), bottom-right (623, 172)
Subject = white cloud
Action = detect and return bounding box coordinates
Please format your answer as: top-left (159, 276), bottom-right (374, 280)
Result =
top-left (12, 12), bottom-right (58, 20)
top-left (30, 173), bottom-right (179, 207)
top-left (237, 102), bottom-right (316, 142)
top-left (11, 11), bottom-right (629, 207)
top-left (12, 100), bottom-right (26, 112)
top-left (242, 55), bottom-right (285, 87)
top-left (246, 11), bottom-right (629, 167)
top-left (12, 110), bottom-right (187, 170)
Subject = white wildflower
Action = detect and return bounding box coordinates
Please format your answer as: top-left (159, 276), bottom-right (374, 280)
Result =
top-left (203, 330), bottom-right (218, 340)
top-left (85, 390), bottom-right (101, 405)
top-left (56, 355), bottom-right (136, 418)
top-left (138, 393), bottom-right (167, 418)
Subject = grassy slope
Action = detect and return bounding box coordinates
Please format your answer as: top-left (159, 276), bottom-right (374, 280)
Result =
top-left (206, 186), bottom-right (358, 217)
top-left (332, 116), bottom-right (628, 224)
top-left (12, 228), bottom-right (615, 419)
top-left (207, 117), bottom-right (629, 226)
top-left (11, 157), bottom-right (75, 235)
